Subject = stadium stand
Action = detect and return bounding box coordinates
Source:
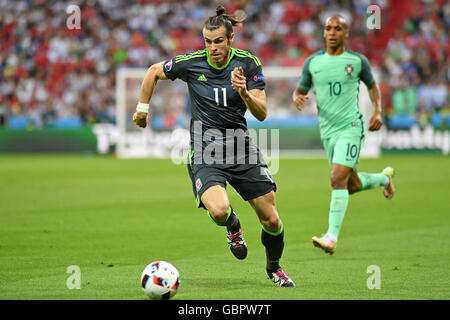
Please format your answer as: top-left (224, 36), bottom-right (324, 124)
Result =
top-left (0, 0), bottom-right (448, 130)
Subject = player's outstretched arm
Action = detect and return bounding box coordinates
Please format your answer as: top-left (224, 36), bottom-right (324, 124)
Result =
top-left (133, 61), bottom-right (168, 128)
top-left (231, 67), bottom-right (267, 121)
top-left (367, 82), bottom-right (382, 131)
top-left (243, 88), bottom-right (267, 121)
top-left (292, 88), bottom-right (309, 111)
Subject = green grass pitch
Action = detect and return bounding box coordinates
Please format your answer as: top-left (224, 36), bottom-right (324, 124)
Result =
top-left (0, 154), bottom-right (449, 300)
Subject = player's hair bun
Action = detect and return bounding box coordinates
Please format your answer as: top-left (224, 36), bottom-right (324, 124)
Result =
top-left (216, 5), bottom-right (226, 16)
top-left (204, 5), bottom-right (245, 36)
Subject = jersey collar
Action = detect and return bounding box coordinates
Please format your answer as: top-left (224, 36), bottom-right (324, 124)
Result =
top-left (206, 48), bottom-right (236, 70)
top-left (325, 47), bottom-right (347, 57)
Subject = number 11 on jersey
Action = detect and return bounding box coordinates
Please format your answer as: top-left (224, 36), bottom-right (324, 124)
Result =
top-left (214, 87), bottom-right (227, 107)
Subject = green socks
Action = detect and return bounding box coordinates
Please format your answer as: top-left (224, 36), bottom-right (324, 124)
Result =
top-left (325, 173), bottom-right (388, 242)
top-left (358, 172), bottom-right (389, 190)
top-left (326, 189), bottom-right (349, 242)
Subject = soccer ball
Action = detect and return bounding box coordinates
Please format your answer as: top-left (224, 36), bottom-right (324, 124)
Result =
top-left (140, 261), bottom-right (180, 300)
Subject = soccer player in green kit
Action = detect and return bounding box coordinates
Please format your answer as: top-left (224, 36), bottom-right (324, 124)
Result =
top-left (292, 15), bottom-right (396, 254)
top-left (133, 6), bottom-right (295, 287)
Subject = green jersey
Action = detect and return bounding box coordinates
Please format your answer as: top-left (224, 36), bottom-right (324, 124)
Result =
top-left (297, 49), bottom-right (375, 139)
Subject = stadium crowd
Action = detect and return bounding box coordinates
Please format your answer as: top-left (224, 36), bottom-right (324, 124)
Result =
top-left (0, 0), bottom-right (448, 129)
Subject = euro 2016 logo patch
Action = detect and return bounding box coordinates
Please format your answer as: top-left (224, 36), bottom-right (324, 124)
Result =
top-left (164, 59), bottom-right (173, 72)
top-left (195, 178), bottom-right (203, 192)
top-left (345, 64), bottom-right (354, 79)
top-left (253, 75), bottom-right (265, 82)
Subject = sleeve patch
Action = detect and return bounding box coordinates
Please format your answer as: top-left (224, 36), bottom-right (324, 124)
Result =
top-left (253, 75), bottom-right (265, 82)
top-left (164, 59), bottom-right (173, 72)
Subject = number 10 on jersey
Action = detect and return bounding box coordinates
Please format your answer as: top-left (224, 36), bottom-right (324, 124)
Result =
top-left (328, 81), bottom-right (342, 96)
top-left (214, 87), bottom-right (227, 107)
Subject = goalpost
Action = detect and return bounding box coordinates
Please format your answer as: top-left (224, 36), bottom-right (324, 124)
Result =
top-left (115, 66), bottom-right (380, 159)
top-left (115, 67), bottom-right (191, 160)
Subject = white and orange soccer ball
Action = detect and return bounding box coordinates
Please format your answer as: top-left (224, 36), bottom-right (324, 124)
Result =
top-left (140, 261), bottom-right (180, 300)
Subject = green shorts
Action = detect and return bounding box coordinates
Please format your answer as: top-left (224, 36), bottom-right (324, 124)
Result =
top-left (322, 126), bottom-right (365, 169)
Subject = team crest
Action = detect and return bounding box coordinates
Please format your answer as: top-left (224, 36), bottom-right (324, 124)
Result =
top-left (345, 64), bottom-right (354, 78)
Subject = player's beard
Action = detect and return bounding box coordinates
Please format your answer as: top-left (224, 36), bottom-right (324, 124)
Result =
top-left (208, 39), bottom-right (232, 67)
top-left (218, 42), bottom-right (232, 66)
top-left (223, 47), bottom-right (232, 63)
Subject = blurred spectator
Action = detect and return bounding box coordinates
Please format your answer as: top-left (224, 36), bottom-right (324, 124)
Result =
top-left (392, 76), bottom-right (418, 116)
top-left (431, 76), bottom-right (448, 111)
top-left (0, 0), bottom-right (448, 130)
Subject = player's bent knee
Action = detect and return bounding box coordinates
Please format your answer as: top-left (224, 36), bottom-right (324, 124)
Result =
top-left (260, 214), bottom-right (281, 233)
top-left (348, 181), bottom-right (362, 194)
top-left (330, 175), bottom-right (348, 189)
top-left (207, 203), bottom-right (230, 222)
